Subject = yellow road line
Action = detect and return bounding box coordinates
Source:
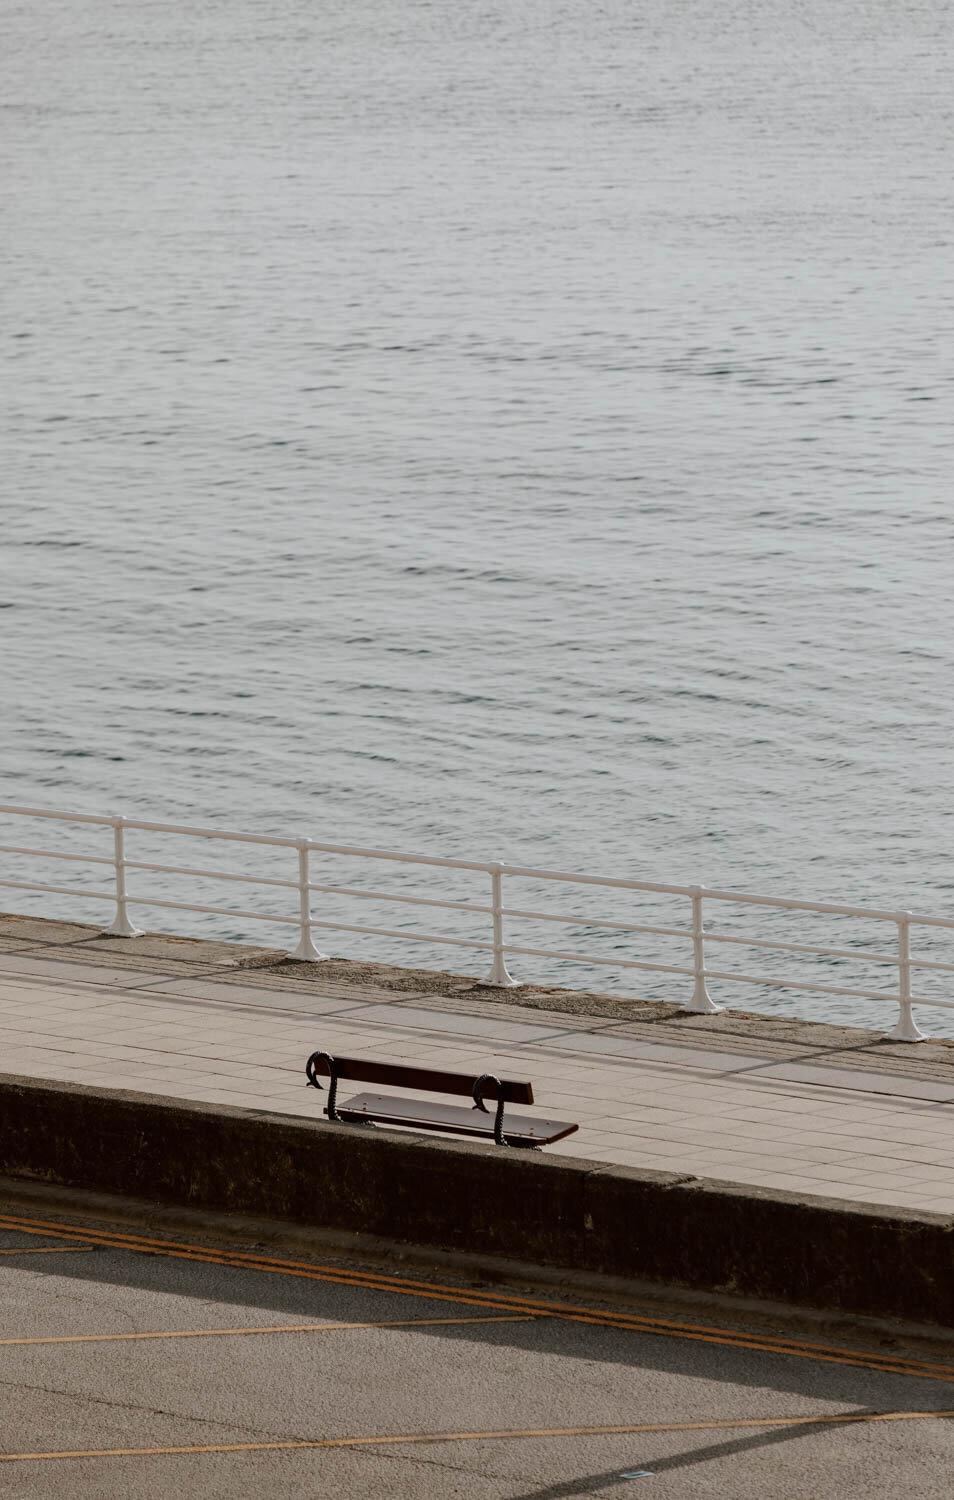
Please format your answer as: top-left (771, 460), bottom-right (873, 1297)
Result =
top-left (0, 1246), bottom-right (93, 1257)
top-left (6, 1212), bottom-right (943, 1375)
top-left (0, 1314), bottom-right (532, 1349)
top-left (0, 1210), bottom-right (951, 1386)
top-left (2, 1410), bottom-right (953, 1463)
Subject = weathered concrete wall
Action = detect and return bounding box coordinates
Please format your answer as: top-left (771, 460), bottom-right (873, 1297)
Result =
top-left (0, 1071), bottom-right (951, 1325)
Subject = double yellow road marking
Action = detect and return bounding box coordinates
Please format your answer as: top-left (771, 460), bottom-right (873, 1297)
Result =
top-left (0, 1246), bottom-right (93, 1257)
top-left (0, 1207), bottom-right (951, 1386)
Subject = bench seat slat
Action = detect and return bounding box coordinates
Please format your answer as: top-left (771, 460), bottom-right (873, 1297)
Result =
top-left (334, 1092), bottom-right (579, 1146)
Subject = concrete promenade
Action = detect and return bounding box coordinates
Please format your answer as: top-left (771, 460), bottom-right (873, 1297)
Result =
top-left (4, 913), bottom-right (954, 1216)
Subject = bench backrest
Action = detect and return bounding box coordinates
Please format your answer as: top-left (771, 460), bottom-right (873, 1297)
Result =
top-left (307, 1054), bottom-right (534, 1105)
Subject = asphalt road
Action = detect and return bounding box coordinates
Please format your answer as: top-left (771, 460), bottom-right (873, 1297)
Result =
top-left (0, 1208), bottom-right (951, 1498)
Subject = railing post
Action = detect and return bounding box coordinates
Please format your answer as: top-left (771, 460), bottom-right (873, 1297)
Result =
top-left (289, 840), bottom-right (327, 962)
top-left (483, 865), bottom-right (517, 987)
top-left (888, 913), bottom-right (925, 1042)
top-left (686, 886), bottom-right (719, 1013)
top-left (102, 816), bottom-right (143, 938)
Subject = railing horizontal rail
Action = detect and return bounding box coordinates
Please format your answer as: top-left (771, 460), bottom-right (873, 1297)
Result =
top-left (125, 860), bottom-right (299, 890)
top-left (125, 896), bottom-right (299, 926)
top-left (307, 882), bottom-right (492, 917)
top-left (132, 824), bottom-right (494, 871)
top-left (303, 841), bottom-right (493, 873)
top-left (702, 966), bottom-right (903, 1003)
top-left (503, 943), bottom-right (696, 978)
top-left (302, 919), bottom-right (494, 951)
top-left (501, 862), bottom-right (954, 927)
top-left (102, 863), bottom-right (496, 917)
top-left (499, 865), bottom-right (696, 899)
top-left (0, 805), bottom-right (304, 848)
top-left (128, 824), bottom-right (296, 849)
top-left (0, 878), bottom-right (114, 902)
top-left (0, 805), bottom-right (115, 828)
top-left (703, 931), bottom-right (901, 965)
top-left (501, 907), bottom-right (690, 938)
top-left (676, 886), bottom-right (916, 923)
top-left (0, 843), bottom-right (114, 867)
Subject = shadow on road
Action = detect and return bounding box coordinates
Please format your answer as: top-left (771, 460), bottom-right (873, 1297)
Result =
top-left (509, 1413), bottom-right (867, 1498)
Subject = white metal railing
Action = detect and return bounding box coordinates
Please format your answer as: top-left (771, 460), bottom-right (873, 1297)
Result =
top-left (0, 801), bottom-right (952, 1043)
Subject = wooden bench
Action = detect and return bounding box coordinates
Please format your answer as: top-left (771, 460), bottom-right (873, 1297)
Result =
top-left (305, 1051), bottom-right (578, 1149)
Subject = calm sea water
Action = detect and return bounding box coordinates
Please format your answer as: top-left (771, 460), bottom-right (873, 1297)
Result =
top-left (3, 0), bottom-right (954, 1031)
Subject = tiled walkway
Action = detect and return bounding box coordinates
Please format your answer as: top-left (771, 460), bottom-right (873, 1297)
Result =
top-left (3, 917), bottom-right (954, 1215)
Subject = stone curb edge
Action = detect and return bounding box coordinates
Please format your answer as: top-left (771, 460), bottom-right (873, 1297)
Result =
top-left (0, 1072), bottom-right (950, 1326)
